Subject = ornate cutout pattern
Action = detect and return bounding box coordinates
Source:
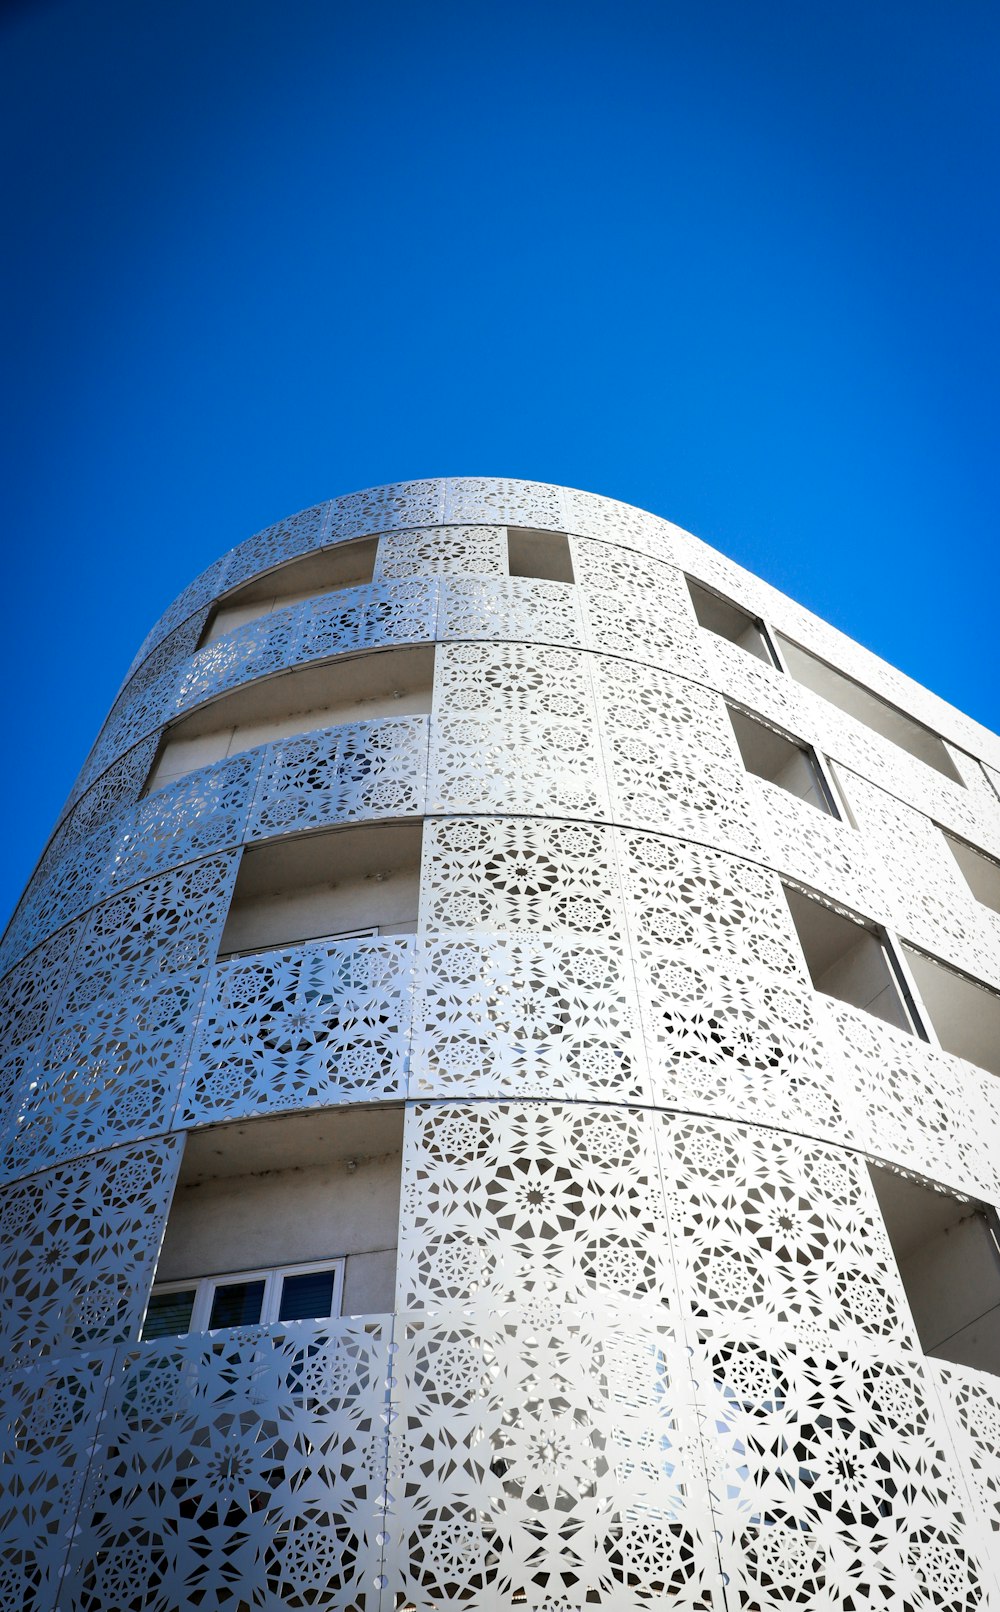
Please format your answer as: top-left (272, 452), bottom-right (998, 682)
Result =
top-left (0, 1351), bottom-right (111, 1612)
top-left (931, 1360), bottom-right (1000, 1537)
top-left (818, 998), bottom-right (1000, 1201)
top-left (387, 1313), bottom-right (720, 1610)
top-left (2, 974), bottom-right (200, 1179)
top-left (336, 477), bottom-right (445, 536)
top-left (702, 1334), bottom-right (985, 1611)
top-left (594, 659), bottom-right (764, 852)
top-left (0, 1137), bottom-right (182, 1369)
top-left (434, 639), bottom-right (592, 719)
top-left (60, 1317), bottom-right (389, 1612)
top-left (108, 755), bottom-right (260, 887)
top-left (429, 714), bottom-right (608, 819)
top-left (250, 716), bottom-right (428, 838)
top-left (751, 775), bottom-right (891, 923)
top-left (375, 524), bottom-right (507, 577)
top-left (410, 936), bottom-right (649, 1103)
top-left (658, 1115), bottom-right (915, 1349)
top-left (421, 816), bottom-right (626, 938)
top-left (444, 476), bottom-right (565, 528)
top-left (180, 936), bottom-right (413, 1124)
top-left (440, 575), bottom-right (584, 648)
top-left (397, 1101), bottom-right (671, 1313)
top-left (840, 769), bottom-right (1000, 987)
top-left (220, 499), bottom-right (331, 594)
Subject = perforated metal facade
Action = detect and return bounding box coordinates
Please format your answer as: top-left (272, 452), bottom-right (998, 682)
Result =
top-left (2, 477), bottom-right (1000, 1609)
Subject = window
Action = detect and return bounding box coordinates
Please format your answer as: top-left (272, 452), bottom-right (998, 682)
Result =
top-left (146, 1110), bottom-right (404, 1332)
top-left (686, 578), bottom-right (775, 664)
top-left (773, 634), bottom-right (964, 784)
top-left (146, 644), bottom-right (435, 794)
top-left (507, 528), bottom-right (574, 583)
top-left (141, 1260), bottom-right (344, 1340)
top-left (200, 536), bottom-right (379, 646)
top-left (218, 821), bottom-right (423, 957)
top-left (900, 945), bottom-right (1000, 1078)
top-left (943, 832), bottom-right (1000, 917)
top-left (869, 1164), bottom-right (1000, 1375)
top-left (783, 885), bottom-right (915, 1031)
top-left (727, 707), bottom-right (837, 815)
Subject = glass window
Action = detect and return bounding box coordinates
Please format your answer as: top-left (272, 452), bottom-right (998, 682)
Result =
top-left (208, 1278), bottom-right (267, 1328)
top-left (140, 1286), bottom-right (197, 1341)
top-left (278, 1266), bottom-right (338, 1322)
top-left (140, 1260), bottom-right (343, 1340)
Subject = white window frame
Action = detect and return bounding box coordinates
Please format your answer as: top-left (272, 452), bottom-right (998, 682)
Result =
top-left (141, 1258), bottom-right (345, 1338)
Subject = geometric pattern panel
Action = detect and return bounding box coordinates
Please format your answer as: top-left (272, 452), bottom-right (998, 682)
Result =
top-left (0, 824), bottom-right (114, 976)
top-left (640, 958), bottom-right (849, 1145)
top-left (617, 831), bottom-right (809, 982)
top-left (106, 754), bottom-right (261, 888)
top-left (249, 716), bottom-right (428, 839)
top-left (440, 577), bottom-right (584, 648)
top-left (657, 1115), bottom-right (916, 1351)
top-left (819, 999), bottom-right (1000, 1203)
top-left (58, 733), bottom-right (161, 846)
top-left (0, 1350), bottom-right (112, 1612)
top-left (174, 610), bottom-right (300, 713)
top-left (339, 478), bottom-right (446, 536)
top-left (170, 581), bottom-right (440, 725)
top-left (375, 524), bottom-right (507, 578)
top-left (433, 640), bottom-right (594, 721)
top-left (750, 775), bottom-right (891, 924)
top-left (931, 1359), bottom-right (1000, 1539)
top-left (60, 852), bottom-right (239, 1004)
top-left (562, 484), bottom-right (680, 557)
top-left (839, 768), bottom-right (1000, 988)
top-left (699, 632), bottom-right (806, 733)
top-left (218, 500), bottom-right (332, 596)
top-left (799, 689), bottom-right (1000, 859)
top-left (410, 935), bottom-right (649, 1103)
top-left (0, 922), bottom-right (83, 1056)
top-left (1, 973), bottom-right (201, 1180)
top-left (443, 476), bottom-right (565, 529)
top-left (572, 535), bottom-right (707, 677)
top-left (397, 1101), bottom-right (671, 1314)
top-left (58, 1317), bottom-right (390, 1612)
top-left (420, 817), bottom-right (626, 939)
top-left (700, 1333), bottom-right (990, 1611)
top-left (179, 936), bottom-right (414, 1125)
top-left (0, 1136), bottom-right (182, 1370)
top-left (297, 579), bottom-right (438, 664)
top-left (593, 657), bottom-right (764, 853)
top-left (428, 713), bottom-right (608, 819)
top-left (386, 1312), bottom-right (721, 1610)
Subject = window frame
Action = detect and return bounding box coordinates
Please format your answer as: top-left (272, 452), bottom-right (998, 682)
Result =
top-left (141, 1257), bottom-right (345, 1340)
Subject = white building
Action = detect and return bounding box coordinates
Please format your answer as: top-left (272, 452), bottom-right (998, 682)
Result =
top-left (1, 477), bottom-right (999, 1610)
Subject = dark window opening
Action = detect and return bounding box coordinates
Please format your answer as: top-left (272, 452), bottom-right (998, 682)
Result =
top-left (783, 885), bottom-right (914, 1031)
top-left (686, 578), bottom-right (775, 663)
top-left (507, 529), bottom-right (574, 584)
top-left (727, 708), bottom-right (837, 815)
top-left (870, 1164), bottom-right (1000, 1375)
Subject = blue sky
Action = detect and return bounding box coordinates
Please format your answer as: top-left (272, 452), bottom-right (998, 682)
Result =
top-left (2, 0), bottom-right (998, 925)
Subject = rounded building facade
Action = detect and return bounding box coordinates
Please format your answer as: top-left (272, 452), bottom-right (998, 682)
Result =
top-left (2, 477), bottom-right (1000, 1610)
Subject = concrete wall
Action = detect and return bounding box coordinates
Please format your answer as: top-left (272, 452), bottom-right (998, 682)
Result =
top-left (219, 823), bottom-right (423, 953)
top-left (156, 1148), bottom-right (401, 1315)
